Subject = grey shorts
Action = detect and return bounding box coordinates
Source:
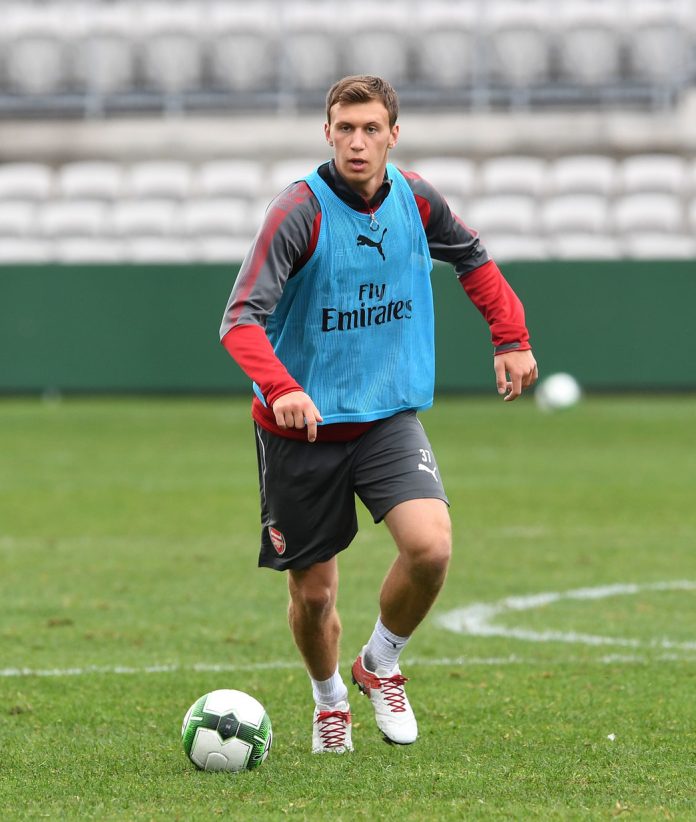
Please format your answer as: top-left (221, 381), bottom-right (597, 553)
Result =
top-left (254, 410), bottom-right (449, 571)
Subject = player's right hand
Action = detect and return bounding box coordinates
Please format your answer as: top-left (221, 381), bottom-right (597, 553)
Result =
top-left (271, 391), bottom-right (323, 442)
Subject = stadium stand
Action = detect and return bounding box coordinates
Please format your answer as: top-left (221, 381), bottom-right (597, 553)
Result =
top-left (0, 1), bottom-right (694, 263)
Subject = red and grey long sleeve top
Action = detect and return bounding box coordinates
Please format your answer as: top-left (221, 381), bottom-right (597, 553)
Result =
top-left (220, 160), bottom-right (531, 441)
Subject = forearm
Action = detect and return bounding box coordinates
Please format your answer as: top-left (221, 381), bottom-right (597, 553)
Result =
top-left (459, 260), bottom-right (531, 353)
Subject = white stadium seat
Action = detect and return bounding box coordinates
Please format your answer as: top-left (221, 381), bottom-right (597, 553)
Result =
top-left (0, 238), bottom-right (53, 263)
top-left (57, 161), bottom-right (125, 200)
top-left (193, 236), bottom-right (254, 263)
top-left (481, 234), bottom-right (548, 262)
top-left (484, 2), bottom-right (551, 88)
top-left (125, 161), bottom-right (193, 199)
top-left (0, 201), bottom-right (37, 237)
top-left (282, 3), bottom-right (341, 91)
top-left (195, 160), bottom-right (264, 199)
top-left (555, 3), bottom-right (623, 86)
top-left (206, 3), bottom-right (278, 92)
top-left (549, 233), bottom-right (622, 260)
top-left (541, 195), bottom-right (610, 235)
top-left (479, 156), bottom-right (547, 197)
top-left (623, 233), bottom-right (696, 259)
top-left (71, 1), bottom-right (137, 94)
top-left (410, 158), bottom-right (477, 200)
top-left (619, 154), bottom-right (689, 195)
top-left (688, 197), bottom-right (696, 232)
top-left (126, 237), bottom-right (194, 262)
top-left (548, 155), bottom-right (618, 196)
top-left (268, 159), bottom-right (324, 194)
top-left (414, 3), bottom-right (478, 89)
top-left (37, 200), bottom-right (109, 238)
top-left (53, 237), bottom-right (127, 263)
top-left (110, 199), bottom-right (178, 237)
top-left (467, 195), bottom-right (539, 236)
top-left (178, 198), bottom-right (251, 237)
top-left (612, 192), bottom-right (684, 234)
top-left (4, 3), bottom-right (69, 94)
top-left (342, 2), bottom-right (410, 86)
top-left (139, 1), bottom-right (204, 93)
top-left (626, 1), bottom-right (692, 83)
top-left (0, 163), bottom-right (54, 200)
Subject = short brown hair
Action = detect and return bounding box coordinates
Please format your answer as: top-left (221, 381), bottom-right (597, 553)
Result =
top-left (326, 75), bottom-right (399, 127)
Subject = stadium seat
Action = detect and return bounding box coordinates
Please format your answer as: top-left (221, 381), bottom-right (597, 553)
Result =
top-left (548, 155), bottom-right (618, 196)
top-left (206, 3), bottom-right (278, 92)
top-left (549, 233), bottom-right (622, 260)
top-left (0, 163), bottom-right (54, 200)
top-left (57, 161), bottom-right (125, 200)
top-left (688, 197), bottom-right (696, 232)
top-left (282, 4), bottom-right (342, 91)
top-left (267, 159), bottom-right (324, 195)
top-left (480, 234), bottom-right (548, 261)
top-left (37, 200), bottom-right (109, 238)
top-left (555, 3), bottom-right (623, 86)
top-left (126, 236), bottom-right (194, 262)
top-left (178, 198), bottom-right (251, 237)
top-left (71, 1), bottom-right (137, 95)
top-left (479, 156), bottom-right (547, 197)
top-left (53, 237), bottom-right (127, 263)
top-left (409, 158), bottom-right (477, 200)
top-left (0, 238), bottom-right (53, 263)
top-left (0, 201), bottom-right (37, 237)
top-left (139, 1), bottom-right (204, 93)
top-left (623, 233), bottom-right (696, 259)
top-left (195, 160), bottom-right (264, 199)
top-left (484, 2), bottom-right (551, 89)
top-left (612, 192), bottom-right (684, 234)
top-left (413, 3), bottom-right (479, 89)
top-left (4, 3), bottom-right (69, 94)
top-left (541, 195), bottom-right (610, 235)
top-left (125, 161), bottom-right (193, 199)
top-left (342, 2), bottom-right (410, 86)
top-left (625, 1), bottom-right (692, 84)
top-left (194, 236), bottom-right (254, 263)
top-left (467, 195), bottom-right (539, 236)
top-left (619, 154), bottom-right (689, 195)
top-left (110, 199), bottom-right (178, 237)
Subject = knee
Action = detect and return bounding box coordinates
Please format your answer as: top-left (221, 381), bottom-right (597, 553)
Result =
top-left (289, 578), bottom-right (336, 620)
top-left (403, 518), bottom-right (452, 578)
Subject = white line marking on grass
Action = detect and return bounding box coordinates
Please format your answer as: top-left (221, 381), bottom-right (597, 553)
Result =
top-left (437, 580), bottom-right (696, 652)
top-left (3, 651), bottom-right (696, 680)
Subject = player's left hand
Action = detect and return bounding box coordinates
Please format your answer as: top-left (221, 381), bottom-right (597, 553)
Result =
top-left (494, 349), bottom-right (538, 402)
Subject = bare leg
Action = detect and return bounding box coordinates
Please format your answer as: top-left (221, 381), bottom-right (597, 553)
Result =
top-left (288, 556), bottom-right (341, 681)
top-left (380, 498), bottom-right (452, 637)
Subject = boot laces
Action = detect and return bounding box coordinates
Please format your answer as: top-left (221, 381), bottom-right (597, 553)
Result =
top-left (315, 709), bottom-right (351, 749)
top-left (378, 673), bottom-right (409, 712)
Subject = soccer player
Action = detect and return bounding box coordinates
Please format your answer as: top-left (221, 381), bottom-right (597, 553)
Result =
top-left (220, 75), bottom-right (538, 754)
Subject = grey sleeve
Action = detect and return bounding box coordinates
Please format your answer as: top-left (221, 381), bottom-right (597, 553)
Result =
top-left (219, 182), bottom-right (319, 338)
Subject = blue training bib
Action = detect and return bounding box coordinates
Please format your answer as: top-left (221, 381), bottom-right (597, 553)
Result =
top-left (256, 164), bottom-right (434, 424)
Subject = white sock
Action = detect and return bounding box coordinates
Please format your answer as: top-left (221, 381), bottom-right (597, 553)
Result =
top-left (310, 667), bottom-right (348, 707)
top-left (363, 616), bottom-right (410, 674)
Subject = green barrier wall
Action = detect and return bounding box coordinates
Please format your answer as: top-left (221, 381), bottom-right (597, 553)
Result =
top-left (1, 261), bottom-right (694, 393)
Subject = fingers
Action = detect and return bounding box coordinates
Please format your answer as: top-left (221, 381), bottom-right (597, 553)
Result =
top-left (495, 351), bottom-right (539, 402)
top-left (272, 392), bottom-right (323, 442)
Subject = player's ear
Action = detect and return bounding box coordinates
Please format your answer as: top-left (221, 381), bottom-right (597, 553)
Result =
top-left (324, 122), bottom-right (332, 146)
top-left (388, 124), bottom-right (399, 149)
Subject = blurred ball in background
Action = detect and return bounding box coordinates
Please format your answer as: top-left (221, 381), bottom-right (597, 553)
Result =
top-left (534, 372), bottom-right (582, 412)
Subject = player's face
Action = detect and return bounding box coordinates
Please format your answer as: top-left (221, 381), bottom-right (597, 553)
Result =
top-left (325, 100), bottom-right (399, 201)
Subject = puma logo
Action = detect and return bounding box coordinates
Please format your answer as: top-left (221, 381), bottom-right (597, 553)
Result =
top-left (418, 463), bottom-right (439, 482)
top-left (356, 227), bottom-right (387, 261)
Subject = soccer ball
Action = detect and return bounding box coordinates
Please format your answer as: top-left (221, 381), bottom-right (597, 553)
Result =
top-left (181, 689), bottom-right (272, 773)
top-left (534, 372), bottom-right (582, 412)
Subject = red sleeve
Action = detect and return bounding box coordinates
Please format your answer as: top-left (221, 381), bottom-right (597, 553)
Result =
top-left (221, 324), bottom-right (303, 406)
top-left (459, 260), bottom-right (531, 354)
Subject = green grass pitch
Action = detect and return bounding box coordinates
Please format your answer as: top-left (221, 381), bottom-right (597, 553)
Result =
top-left (1, 394), bottom-right (695, 820)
